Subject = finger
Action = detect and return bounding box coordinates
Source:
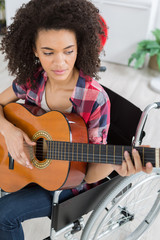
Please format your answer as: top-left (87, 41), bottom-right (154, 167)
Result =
top-left (20, 152), bottom-right (33, 169)
top-left (23, 133), bottom-right (36, 146)
top-left (113, 160), bottom-right (128, 177)
top-left (143, 162), bottom-right (153, 174)
top-left (16, 158), bottom-right (30, 168)
top-left (120, 160), bottom-right (128, 176)
top-left (132, 149), bottom-right (142, 172)
top-left (124, 151), bottom-right (136, 175)
top-left (10, 145), bottom-right (33, 169)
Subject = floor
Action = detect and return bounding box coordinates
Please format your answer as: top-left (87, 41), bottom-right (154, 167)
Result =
top-left (0, 42), bottom-right (160, 239)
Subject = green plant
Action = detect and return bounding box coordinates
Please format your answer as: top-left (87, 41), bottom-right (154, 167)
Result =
top-left (0, 0), bottom-right (5, 20)
top-left (128, 29), bottom-right (160, 70)
top-left (0, 0), bottom-right (5, 11)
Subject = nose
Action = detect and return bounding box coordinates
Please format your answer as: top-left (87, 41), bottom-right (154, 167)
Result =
top-left (53, 53), bottom-right (65, 67)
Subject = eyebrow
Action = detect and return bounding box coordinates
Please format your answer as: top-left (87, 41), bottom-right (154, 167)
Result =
top-left (41, 45), bottom-right (75, 50)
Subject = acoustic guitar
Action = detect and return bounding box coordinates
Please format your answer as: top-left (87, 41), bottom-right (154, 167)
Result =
top-left (0, 103), bottom-right (159, 193)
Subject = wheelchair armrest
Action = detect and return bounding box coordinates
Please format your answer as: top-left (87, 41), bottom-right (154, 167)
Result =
top-left (52, 175), bottom-right (123, 232)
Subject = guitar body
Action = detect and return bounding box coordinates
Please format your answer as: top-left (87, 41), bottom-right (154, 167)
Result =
top-left (0, 103), bottom-right (88, 192)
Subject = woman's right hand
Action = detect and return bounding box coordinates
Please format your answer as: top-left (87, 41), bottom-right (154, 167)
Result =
top-left (2, 123), bottom-right (36, 169)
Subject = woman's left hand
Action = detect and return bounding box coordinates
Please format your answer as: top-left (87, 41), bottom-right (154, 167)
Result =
top-left (113, 148), bottom-right (153, 177)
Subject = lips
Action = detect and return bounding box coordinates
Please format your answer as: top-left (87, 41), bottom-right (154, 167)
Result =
top-left (52, 70), bottom-right (66, 75)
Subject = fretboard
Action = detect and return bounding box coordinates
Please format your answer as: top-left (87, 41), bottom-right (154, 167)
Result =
top-left (45, 141), bottom-right (158, 167)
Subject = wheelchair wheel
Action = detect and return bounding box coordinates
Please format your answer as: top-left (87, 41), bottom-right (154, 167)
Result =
top-left (81, 169), bottom-right (160, 240)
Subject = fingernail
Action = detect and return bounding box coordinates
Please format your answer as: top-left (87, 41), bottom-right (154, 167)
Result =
top-left (147, 162), bottom-right (152, 168)
top-left (133, 149), bottom-right (137, 153)
top-left (124, 151), bottom-right (129, 157)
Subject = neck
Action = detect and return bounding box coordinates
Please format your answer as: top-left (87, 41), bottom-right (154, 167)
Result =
top-left (47, 68), bottom-right (78, 90)
top-left (44, 141), bottom-right (159, 167)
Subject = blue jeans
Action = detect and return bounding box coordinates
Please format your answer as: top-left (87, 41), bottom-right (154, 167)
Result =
top-left (0, 185), bottom-right (74, 240)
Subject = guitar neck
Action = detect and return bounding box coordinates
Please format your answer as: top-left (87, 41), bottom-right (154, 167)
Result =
top-left (46, 141), bottom-right (159, 167)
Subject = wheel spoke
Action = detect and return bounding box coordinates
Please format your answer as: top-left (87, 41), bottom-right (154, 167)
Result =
top-left (82, 172), bottom-right (160, 240)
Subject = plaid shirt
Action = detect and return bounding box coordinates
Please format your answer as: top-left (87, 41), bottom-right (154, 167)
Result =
top-left (12, 67), bottom-right (111, 194)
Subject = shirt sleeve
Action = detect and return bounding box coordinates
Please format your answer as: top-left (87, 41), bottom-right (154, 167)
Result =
top-left (12, 79), bottom-right (27, 100)
top-left (87, 91), bottom-right (110, 145)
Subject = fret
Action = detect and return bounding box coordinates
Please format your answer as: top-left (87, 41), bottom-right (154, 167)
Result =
top-left (61, 142), bottom-right (63, 160)
top-left (106, 145), bottom-right (108, 164)
top-left (114, 145), bottom-right (115, 164)
top-left (72, 142), bottom-right (74, 162)
top-left (53, 141), bottom-right (56, 159)
top-left (143, 147), bottom-right (144, 166)
top-left (68, 141), bottom-right (70, 161)
top-left (51, 141), bottom-right (53, 159)
top-left (76, 143), bottom-right (78, 161)
top-left (108, 145), bottom-right (115, 164)
top-left (55, 142), bottom-right (58, 159)
top-left (57, 141), bottom-right (59, 160)
top-left (93, 144), bottom-right (100, 163)
top-left (93, 144), bottom-right (95, 162)
top-left (99, 144), bottom-right (101, 163)
top-left (87, 144), bottom-right (89, 162)
top-left (87, 144), bottom-right (94, 163)
top-left (62, 141), bottom-right (65, 160)
top-left (81, 143), bottom-right (83, 162)
top-left (77, 143), bottom-right (81, 162)
top-left (46, 140), bottom-right (49, 159)
top-left (115, 145), bottom-right (123, 165)
top-left (63, 142), bottom-right (66, 160)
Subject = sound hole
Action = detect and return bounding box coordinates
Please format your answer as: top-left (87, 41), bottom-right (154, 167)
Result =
top-left (35, 138), bottom-right (48, 161)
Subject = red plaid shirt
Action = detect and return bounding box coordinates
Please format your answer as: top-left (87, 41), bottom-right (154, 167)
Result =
top-left (12, 67), bottom-right (111, 194)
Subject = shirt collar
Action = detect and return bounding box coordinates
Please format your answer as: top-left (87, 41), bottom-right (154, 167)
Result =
top-left (41, 69), bottom-right (89, 107)
top-left (70, 70), bottom-right (88, 107)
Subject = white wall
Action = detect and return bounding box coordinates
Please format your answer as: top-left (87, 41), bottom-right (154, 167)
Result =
top-left (154, 0), bottom-right (160, 29)
top-left (4, 0), bottom-right (160, 65)
top-left (93, 0), bottom-right (159, 65)
top-left (5, 0), bottom-right (29, 26)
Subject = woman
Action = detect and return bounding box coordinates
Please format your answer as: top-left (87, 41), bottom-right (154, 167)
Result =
top-left (0, 0), bottom-right (152, 239)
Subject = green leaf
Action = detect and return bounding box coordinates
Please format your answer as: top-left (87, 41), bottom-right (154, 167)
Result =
top-left (146, 41), bottom-right (160, 49)
top-left (128, 56), bottom-right (134, 66)
top-left (150, 49), bottom-right (159, 57)
top-left (156, 52), bottom-right (160, 70)
top-left (134, 52), bottom-right (146, 69)
top-left (152, 29), bottom-right (160, 44)
top-left (138, 40), bottom-right (152, 47)
top-left (128, 51), bottom-right (143, 66)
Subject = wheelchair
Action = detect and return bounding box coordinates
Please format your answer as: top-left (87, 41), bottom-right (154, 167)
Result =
top-left (1, 17), bottom-right (160, 240)
top-left (41, 86), bottom-right (160, 240)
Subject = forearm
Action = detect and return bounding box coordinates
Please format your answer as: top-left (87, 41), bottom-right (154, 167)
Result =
top-left (0, 105), bottom-right (13, 136)
top-left (84, 163), bottom-right (113, 184)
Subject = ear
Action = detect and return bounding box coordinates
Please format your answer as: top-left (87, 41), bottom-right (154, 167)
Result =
top-left (33, 47), bottom-right (38, 58)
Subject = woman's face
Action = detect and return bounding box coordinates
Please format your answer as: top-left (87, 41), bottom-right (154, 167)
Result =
top-left (34, 29), bottom-right (78, 82)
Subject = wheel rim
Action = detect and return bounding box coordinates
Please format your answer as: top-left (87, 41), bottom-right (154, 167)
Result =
top-left (86, 172), bottom-right (160, 240)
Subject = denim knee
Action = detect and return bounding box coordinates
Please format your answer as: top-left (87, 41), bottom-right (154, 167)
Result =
top-left (0, 198), bottom-right (20, 231)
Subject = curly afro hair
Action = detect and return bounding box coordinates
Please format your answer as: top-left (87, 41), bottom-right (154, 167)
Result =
top-left (0, 0), bottom-right (106, 86)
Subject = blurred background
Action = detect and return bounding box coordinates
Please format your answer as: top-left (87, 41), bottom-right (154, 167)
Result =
top-left (0, 0), bottom-right (160, 239)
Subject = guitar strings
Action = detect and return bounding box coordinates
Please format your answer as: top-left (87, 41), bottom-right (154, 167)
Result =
top-left (23, 143), bottom-right (156, 157)
top-left (23, 143), bottom-right (156, 156)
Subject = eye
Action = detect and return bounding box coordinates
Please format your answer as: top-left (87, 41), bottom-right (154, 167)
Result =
top-left (65, 50), bottom-right (73, 55)
top-left (43, 52), bottom-right (53, 56)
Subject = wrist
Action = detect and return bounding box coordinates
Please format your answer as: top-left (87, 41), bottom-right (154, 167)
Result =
top-left (0, 120), bottom-right (13, 136)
